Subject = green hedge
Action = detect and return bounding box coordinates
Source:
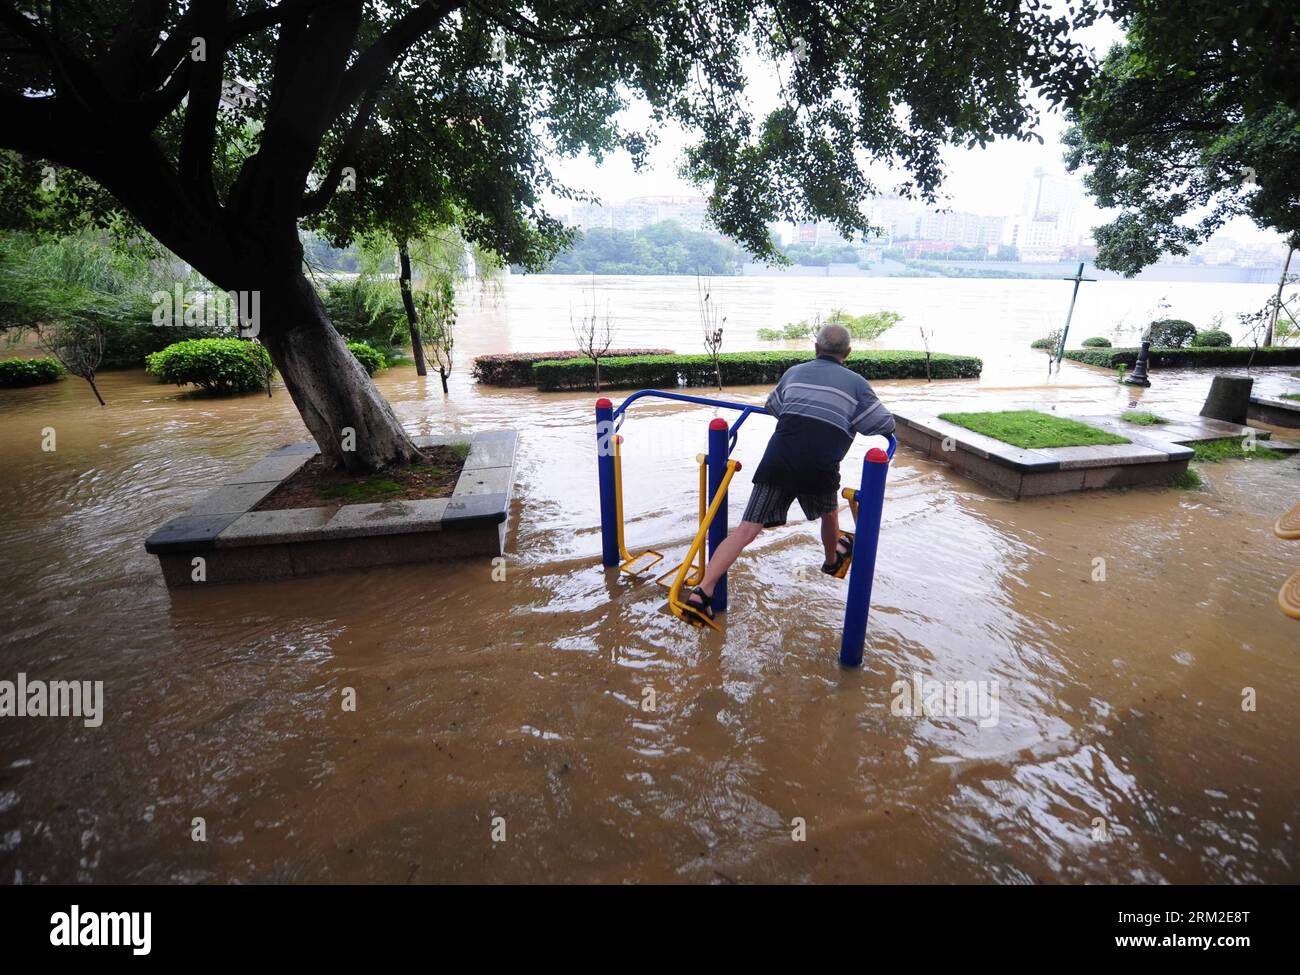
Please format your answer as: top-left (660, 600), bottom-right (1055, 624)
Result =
top-left (1062, 346), bottom-right (1300, 369)
top-left (146, 338), bottom-right (272, 394)
top-left (533, 349), bottom-right (983, 392)
top-left (0, 356), bottom-right (65, 387)
top-left (1081, 336), bottom-right (1112, 348)
top-left (347, 341), bottom-right (385, 376)
top-left (471, 348), bottom-right (674, 386)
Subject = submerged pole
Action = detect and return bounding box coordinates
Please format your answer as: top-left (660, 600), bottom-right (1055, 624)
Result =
top-left (1054, 261), bottom-right (1095, 369)
top-left (707, 417), bottom-right (730, 612)
top-left (596, 398), bottom-right (619, 567)
top-left (840, 447), bottom-right (890, 667)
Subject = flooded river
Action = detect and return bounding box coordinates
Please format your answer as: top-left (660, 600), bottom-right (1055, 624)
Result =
top-left (1, 275), bottom-right (1298, 883)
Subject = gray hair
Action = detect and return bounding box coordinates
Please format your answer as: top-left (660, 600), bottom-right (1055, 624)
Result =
top-left (814, 321), bottom-right (851, 359)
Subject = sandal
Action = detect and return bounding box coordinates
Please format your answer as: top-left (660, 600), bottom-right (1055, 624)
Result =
top-left (681, 586), bottom-right (715, 624)
top-left (821, 532), bottom-right (854, 576)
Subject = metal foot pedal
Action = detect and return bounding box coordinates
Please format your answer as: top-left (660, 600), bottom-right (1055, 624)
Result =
top-left (1280, 569), bottom-right (1300, 620)
top-left (831, 531), bottom-right (855, 579)
top-left (1276, 502), bottom-right (1300, 540)
top-left (620, 549), bottom-right (663, 577)
top-left (668, 596), bottom-right (721, 631)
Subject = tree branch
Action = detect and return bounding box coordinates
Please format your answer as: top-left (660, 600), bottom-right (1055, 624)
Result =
top-left (330, 0), bottom-right (461, 123)
top-left (299, 78), bottom-right (385, 216)
top-left (178, 0), bottom-right (227, 210)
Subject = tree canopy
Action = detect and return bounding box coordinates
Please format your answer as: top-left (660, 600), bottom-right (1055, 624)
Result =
top-left (1064, 1), bottom-right (1300, 276)
top-left (1, 0), bottom-right (1103, 470)
top-left (2, 1), bottom-right (1104, 272)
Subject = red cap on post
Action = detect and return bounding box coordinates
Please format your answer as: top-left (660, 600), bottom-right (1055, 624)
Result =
top-left (709, 418), bottom-right (728, 431)
top-left (866, 447), bottom-right (889, 464)
top-left (596, 397), bottom-right (612, 409)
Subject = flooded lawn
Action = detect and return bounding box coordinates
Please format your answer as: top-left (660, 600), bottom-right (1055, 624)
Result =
top-left (2, 276), bottom-right (1298, 883)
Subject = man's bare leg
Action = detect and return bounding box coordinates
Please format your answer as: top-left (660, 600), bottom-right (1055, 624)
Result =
top-left (820, 510), bottom-right (842, 565)
top-left (695, 520), bottom-right (763, 598)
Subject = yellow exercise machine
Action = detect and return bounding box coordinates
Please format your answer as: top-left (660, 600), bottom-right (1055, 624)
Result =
top-left (666, 458), bottom-right (742, 631)
top-left (595, 394), bottom-right (897, 657)
top-left (610, 429), bottom-right (741, 629)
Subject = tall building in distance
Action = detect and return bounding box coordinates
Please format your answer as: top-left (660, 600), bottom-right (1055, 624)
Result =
top-left (569, 195), bottom-right (711, 234)
top-left (1005, 167), bottom-right (1090, 261)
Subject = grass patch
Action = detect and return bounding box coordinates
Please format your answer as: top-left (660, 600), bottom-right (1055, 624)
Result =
top-left (937, 410), bottom-right (1130, 449)
top-left (318, 477), bottom-right (407, 503)
top-left (1189, 439), bottom-right (1284, 463)
top-left (255, 442), bottom-right (472, 509)
top-left (1120, 410), bottom-right (1168, 425)
top-left (1170, 467), bottom-right (1203, 489)
top-left (1281, 392), bottom-right (1300, 402)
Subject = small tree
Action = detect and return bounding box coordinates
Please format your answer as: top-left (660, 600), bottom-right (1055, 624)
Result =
top-left (419, 277), bottom-right (457, 395)
top-left (918, 325), bottom-right (935, 382)
top-left (571, 284), bottom-right (615, 393)
top-left (1267, 244), bottom-right (1298, 347)
top-left (698, 276), bottom-right (725, 391)
top-left (36, 318), bottom-right (105, 405)
top-left (1033, 327), bottom-right (1063, 377)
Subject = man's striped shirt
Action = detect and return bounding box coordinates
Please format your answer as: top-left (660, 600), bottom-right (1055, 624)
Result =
top-left (752, 356), bottom-right (895, 494)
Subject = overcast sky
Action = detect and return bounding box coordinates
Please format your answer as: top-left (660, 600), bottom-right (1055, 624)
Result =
top-left (542, 16), bottom-right (1280, 247)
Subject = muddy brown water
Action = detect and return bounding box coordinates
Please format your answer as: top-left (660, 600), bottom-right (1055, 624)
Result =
top-left (2, 276), bottom-right (1300, 883)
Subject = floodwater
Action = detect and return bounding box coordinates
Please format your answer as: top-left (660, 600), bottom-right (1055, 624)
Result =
top-left (1, 274), bottom-right (1298, 884)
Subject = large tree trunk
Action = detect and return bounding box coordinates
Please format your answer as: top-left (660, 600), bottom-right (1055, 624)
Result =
top-left (1199, 374), bottom-right (1254, 425)
top-left (259, 272), bottom-right (423, 472)
top-left (398, 240), bottom-right (429, 377)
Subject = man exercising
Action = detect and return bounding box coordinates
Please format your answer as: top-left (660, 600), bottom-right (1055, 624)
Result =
top-left (683, 322), bottom-right (895, 623)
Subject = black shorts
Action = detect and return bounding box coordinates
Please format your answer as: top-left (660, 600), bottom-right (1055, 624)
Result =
top-left (741, 480), bottom-right (839, 528)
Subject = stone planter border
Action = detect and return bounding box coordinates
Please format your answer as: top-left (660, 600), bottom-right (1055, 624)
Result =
top-left (145, 430), bottom-right (518, 586)
top-left (1248, 395), bottom-right (1300, 429)
top-left (892, 410), bottom-right (1194, 499)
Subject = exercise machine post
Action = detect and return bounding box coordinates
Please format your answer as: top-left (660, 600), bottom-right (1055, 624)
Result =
top-left (839, 446), bottom-right (891, 666)
top-left (707, 417), bottom-right (731, 612)
top-left (595, 397), bottom-right (619, 567)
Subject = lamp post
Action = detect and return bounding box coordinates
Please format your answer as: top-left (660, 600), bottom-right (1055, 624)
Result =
top-left (1124, 337), bottom-right (1152, 387)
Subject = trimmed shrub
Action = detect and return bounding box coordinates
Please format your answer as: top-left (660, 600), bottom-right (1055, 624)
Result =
top-left (758, 309), bottom-right (901, 342)
top-left (532, 349), bottom-right (983, 392)
top-left (145, 338), bottom-right (272, 394)
top-left (1081, 336), bottom-right (1112, 348)
top-left (1191, 329), bottom-right (1232, 348)
top-left (1029, 337), bottom-right (1056, 350)
top-left (471, 348), bottom-right (674, 386)
top-left (347, 341), bottom-right (385, 376)
top-left (0, 356), bottom-right (65, 387)
top-left (1147, 318), bottom-right (1197, 348)
top-left (1062, 346), bottom-right (1300, 370)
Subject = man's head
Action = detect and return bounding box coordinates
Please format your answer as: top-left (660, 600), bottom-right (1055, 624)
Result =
top-left (814, 322), bottom-right (852, 362)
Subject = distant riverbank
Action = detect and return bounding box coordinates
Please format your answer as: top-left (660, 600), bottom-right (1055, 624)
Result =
top-left (527, 258), bottom-right (1281, 284)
